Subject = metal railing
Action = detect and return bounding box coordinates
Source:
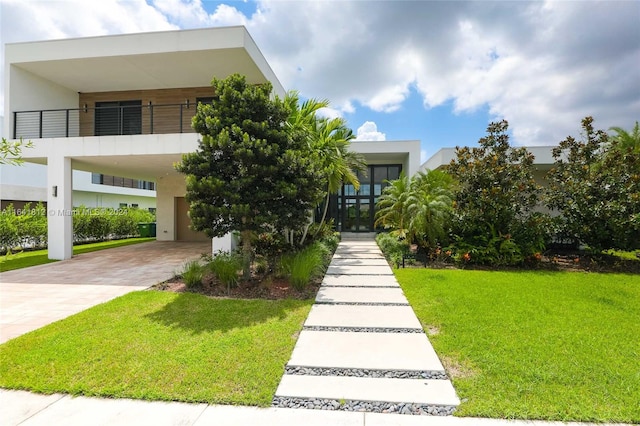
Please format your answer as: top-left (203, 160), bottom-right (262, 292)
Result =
top-left (13, 103), bottom-right (197, 139)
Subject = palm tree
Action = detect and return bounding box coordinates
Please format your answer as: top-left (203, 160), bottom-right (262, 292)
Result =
top-left (375, 170), bottom-right (456, 249)
top-left (408, 169), bottom-right (456, 249)
top-left (312, 117), bottom-right (366, 234)
top-left (374, 172), bottom-right (412, 239)
top-left (609, 121), bottom-right (640, 154)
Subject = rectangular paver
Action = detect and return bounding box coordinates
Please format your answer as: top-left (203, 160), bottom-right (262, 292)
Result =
top-left (322, 275), bottom-right (399, 287)
top-left (330, 258), bottom-right (390, 266)
top-left (304, 305), bottom-right (422, 329)
top-left (332, 252), bottom-right (384, 259)
top-left (276, 375), bottom-right (460, 406)
top-left (326, 265), bottom-right (393, 275)
top-left (287, 331), bottom-right (445, 371)
top-left (316, 287), bottom-right (408, 304)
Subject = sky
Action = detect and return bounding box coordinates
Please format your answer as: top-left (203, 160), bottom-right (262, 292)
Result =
top-left (0, 0), bottom-right (639, 163)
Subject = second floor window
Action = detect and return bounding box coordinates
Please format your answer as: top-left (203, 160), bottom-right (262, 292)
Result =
top-left (95, 100), bottom-right (142, 136)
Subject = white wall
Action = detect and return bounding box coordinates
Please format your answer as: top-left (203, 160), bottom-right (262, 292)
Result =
top-left (5, 66), bottom-right (78, 137)
top-left (73, 191), bottom-right (155, 210)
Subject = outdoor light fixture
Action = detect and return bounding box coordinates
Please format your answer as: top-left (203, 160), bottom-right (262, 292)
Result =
top-left (52, 186), bottom-right (58, 197)
top-left (185, 99), bottom-right (190, 109)
top-left (83, 103), bottom-right (88, 113)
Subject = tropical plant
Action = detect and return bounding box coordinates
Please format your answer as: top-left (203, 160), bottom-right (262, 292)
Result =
top-left (375, 169), bottom-right (455, 251)
top-left (375, 232), bottom-right (410, 267)
top-left (608, 121), bottom-right (640, 154)
top-left (374, 172), bottom-right (412, 239)
top-left (407, 169), bottom-right (456, 250)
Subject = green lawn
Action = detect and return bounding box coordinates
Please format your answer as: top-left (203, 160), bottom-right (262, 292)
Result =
top-left (395, 269), bottom-right (640, 423)
top-left (0, 291), bottom-right (312, 406)
top-left (0, 238), bottom-right (155, 272)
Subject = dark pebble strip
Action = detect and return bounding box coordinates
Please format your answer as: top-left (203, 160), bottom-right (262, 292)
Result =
top-left (271, 396), bottom-right (456, 416)
top-left (284, 366), bottom-right (449, 380)
top-left (303, 325), bottom-right (423, 333)
top-left (314, 301), bottom-right (408, 306)
top-left (321, 285), bottom-right (399, 288)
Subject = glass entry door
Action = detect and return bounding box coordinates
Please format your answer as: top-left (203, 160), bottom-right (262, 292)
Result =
top-left (343, 197), bottom-right (372, 232)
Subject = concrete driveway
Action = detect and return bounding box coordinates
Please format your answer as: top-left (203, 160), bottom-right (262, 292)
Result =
top-left (0, 241), bottom-right (210, 344)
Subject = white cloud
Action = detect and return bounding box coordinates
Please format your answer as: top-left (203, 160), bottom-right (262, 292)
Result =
top-left (1, 0), bottom-right (638, 147)
top-left (355, 121), bottom-right (386, 141)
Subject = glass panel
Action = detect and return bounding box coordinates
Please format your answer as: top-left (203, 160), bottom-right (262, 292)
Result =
top-left (344, 198), bottom-right (357, 231)
top-left (95, 102), bottom-right (119, 136)
top-left (359, 184), bottom-right (370, 196)
top-left (121, 101), bottom-right (142, 135)
top-left (358, 202), bottom-right (370, 231)
top-left (388, 166), bottom-right (401, 181)
top-left (344, 184), bottom-right (356, 196)
top-left (374, 166), bottom-right (387, 183)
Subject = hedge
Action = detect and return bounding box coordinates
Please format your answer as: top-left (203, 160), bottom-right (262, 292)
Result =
top-left (0, 203), bottom-right (155, 254)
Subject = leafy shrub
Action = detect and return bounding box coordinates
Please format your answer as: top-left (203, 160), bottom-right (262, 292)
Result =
top-left (209, 252), bottom-right (242, 293)
top-left (279, 240), bottom-right (333, 291)
top-left (181, 260), bottom-right (205, 288)
top-left (376, 232), bottom-right (410, 267)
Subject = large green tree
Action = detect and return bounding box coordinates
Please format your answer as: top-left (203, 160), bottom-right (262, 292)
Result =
top-left (546, 117), bottom-right (640, 251)
top-left (447, 120), bottom-right (547, 264)
top-left (177, 74), bottom-right (325, 278)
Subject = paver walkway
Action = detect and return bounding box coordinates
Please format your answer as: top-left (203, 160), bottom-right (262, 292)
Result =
top-left (0, 241), bottom-right (209, 343)
top-left (273, 236), bottom-right (460, 415)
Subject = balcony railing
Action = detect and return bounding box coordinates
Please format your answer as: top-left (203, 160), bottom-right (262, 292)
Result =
top-left (13, 103), bottom-right (198, 139)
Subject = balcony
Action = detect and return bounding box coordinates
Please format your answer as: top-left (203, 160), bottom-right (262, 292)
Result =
top-left (13, 103), bottom-right (197, 140)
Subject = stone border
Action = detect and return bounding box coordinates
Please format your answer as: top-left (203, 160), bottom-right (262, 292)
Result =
top-left (320, 285), bottom-right (399, 288)
top-left (303, 325), bottom-right (423, 333)
top-left (272, 396), bottom-right (456, 415)
top-left (314, 301), bottom-right (409, 306)
top-left (284, 366), bottom-right (449, 380)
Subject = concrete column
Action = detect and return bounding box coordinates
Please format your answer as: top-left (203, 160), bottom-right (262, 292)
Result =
top-left (47, 156), bottom-right (73, 260)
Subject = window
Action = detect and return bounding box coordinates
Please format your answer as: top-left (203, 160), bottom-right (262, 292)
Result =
top-left (95, 100), bottom-right (142, 136)
top-left (196, 96), bottom-right (217, 105)
top-left (91, 173), bottom-right (103, 184)
top-left (91, 174), bottom-right (155, 191)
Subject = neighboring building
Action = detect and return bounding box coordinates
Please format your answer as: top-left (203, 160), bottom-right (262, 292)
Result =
top-left (3, 26), bottom-right (420, 259)
top-left (421, 146), bottom-right (559, 186)
top-left (0, 163), bottom-right (156, 211)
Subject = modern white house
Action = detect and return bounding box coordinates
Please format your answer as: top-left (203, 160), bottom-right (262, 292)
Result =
top-left (3, 26), bottom-right (420, 260)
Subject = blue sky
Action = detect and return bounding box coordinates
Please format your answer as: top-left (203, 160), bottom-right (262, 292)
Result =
top-left (1, 0), bottom-right (638, 164)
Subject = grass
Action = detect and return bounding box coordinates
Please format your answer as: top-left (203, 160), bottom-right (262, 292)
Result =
top-left (395, 269), bottom-right (640, 423)
top-left (0, 291), bottom-right (312, 406)
top-left (0, 238), bottom-right (155, 272)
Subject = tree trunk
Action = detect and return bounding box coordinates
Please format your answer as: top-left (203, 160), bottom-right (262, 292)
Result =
top-left (241, 229), bottom-right (252, 280)
top-left (313, 190), bottom-right (331, 237)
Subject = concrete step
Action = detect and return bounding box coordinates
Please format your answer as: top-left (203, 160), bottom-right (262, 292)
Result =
top-left (330, 258), bottom-right (389, 267)
top-left (332, 252), bottom-right (384, 259)
top-left (326, 265), bottom-right (393, 275)
top-left (322, 275), bottom-right (399, 287)
top-left (275, 375), bottom-right (460, 406)
top-left (288, 331), bottom-right (445, 371)
top-left (316, 287), bottom-right (408, 304)
top-left (304, 304), bottom-right (422, 329)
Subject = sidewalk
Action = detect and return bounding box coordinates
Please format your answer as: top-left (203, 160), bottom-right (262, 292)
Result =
top-left (1, 389), bottom-right (626, 426)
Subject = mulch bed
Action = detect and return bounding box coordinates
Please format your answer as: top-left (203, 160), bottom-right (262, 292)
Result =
top-left (153, 272), bottom-right (322, 300)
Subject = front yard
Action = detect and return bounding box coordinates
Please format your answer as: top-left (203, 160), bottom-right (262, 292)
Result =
top-left (395, 269), bottom-right (640, 423)
top-left (0, 291), bottom-right (311, 406)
